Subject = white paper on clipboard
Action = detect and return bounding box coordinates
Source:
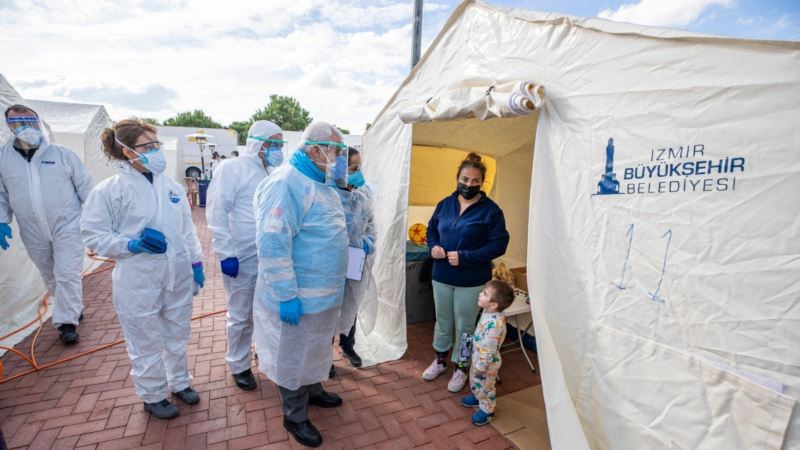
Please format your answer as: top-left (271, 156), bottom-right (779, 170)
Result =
top-left (346, 246), bottom-right (366, 281)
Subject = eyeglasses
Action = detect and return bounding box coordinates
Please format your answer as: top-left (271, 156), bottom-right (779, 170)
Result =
top-left (134, 141), bottom-right (164, 152)
top-left (305, 140), bottom-right (348, 157)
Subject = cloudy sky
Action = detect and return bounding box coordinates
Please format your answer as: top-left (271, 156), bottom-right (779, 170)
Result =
top-left (1, 0), bottom-right (797, 133)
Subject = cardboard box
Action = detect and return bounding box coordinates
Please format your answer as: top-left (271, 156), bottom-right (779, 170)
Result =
top-left (510, 267), bottom-right (528, 292)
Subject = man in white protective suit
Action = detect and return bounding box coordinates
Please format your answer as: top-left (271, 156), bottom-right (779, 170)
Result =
top-left (0, 104), bottom-right (93, 345)
top-left (206, 120), bottom-right (286, 391)
top-left (253, 121), bottom-right (349, 448)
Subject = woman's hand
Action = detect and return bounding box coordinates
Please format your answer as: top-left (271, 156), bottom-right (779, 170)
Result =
top-left (431, 245), bottom-right (446, 259)
top-left (447, 251), bottom-right (459, 266)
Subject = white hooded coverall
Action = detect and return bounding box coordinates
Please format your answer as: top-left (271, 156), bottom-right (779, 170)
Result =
top-left (81, 162), bottom-right (202, 403)
top-left (206, 120), bottom-right (282, 375)
top-left (0, 139), bottom-right (93, 327)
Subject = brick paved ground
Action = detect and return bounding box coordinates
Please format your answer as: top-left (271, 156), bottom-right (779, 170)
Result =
top-left (1, 208), bottom-right (541, 449)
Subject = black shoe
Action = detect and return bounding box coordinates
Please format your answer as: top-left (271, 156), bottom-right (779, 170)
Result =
top-left (329, 364), bottom-right (336, 378)
top-left (309, 390), bottom-right (342, 408)
top-left (339, 336), bottom-right (363, 368)
top-left (283, 418), bottom-right (322, 447)
top-left (144, 399), bottom-right (179, 419)
top-left (58, 324), bottom-right (79, 345)
top-left (173, 387), bottom-right (200, 405)
top-left (233, 369), bottom-right (257, 391)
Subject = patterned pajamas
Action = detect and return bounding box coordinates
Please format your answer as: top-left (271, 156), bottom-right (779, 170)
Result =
top-left (470, 312), bottom-right (507, 414)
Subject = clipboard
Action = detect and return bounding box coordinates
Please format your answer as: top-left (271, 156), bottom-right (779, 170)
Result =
top-left (346, 246), bottom-right (366, 281)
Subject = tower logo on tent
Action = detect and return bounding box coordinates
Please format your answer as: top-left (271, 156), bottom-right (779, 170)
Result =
top-left (594, 137), bottom-right (746, 196)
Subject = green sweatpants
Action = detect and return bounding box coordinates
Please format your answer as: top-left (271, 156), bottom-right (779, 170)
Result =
top-left (432, 280), bottom-right (483, 364)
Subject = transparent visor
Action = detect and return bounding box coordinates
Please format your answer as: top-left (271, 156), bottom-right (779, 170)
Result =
top-left (6, 116), bottom-right (40, 131)
top-left (249, 136), bottom-right (288, 150)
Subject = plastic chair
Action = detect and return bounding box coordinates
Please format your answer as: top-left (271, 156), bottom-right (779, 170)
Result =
top-left (184, 177), bottom-right (199, 209)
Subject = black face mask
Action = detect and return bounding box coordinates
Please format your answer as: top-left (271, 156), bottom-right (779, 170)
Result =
top-left (457, 182), bottom-right (481, 200)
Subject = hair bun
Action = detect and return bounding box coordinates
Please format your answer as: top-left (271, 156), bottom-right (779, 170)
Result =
top-left (465, 152), bottom-right (481, 162)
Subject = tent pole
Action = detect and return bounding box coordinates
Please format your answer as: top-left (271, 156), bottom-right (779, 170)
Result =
top-left (411, 0), bottom-right (423, 68)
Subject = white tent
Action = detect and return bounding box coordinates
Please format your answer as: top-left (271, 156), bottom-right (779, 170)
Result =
top-left (0, 78), bottom-right (103, 356)
top-left (26, 99), bottom-right (115, 183)
top-left (362, 2), bottom-right (799, 449)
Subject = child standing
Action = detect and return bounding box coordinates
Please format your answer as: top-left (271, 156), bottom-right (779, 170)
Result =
top-left (461, 280), bottom-right (515, 425)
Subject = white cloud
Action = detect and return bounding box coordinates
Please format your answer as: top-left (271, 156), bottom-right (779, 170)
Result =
top-left (598, 0), bottom-right (731, 28)
top-left (0, 0), bottom-right (435, 132)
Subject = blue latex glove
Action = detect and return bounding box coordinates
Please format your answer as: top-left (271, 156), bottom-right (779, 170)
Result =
top-left (279, 298), bottom-right (303, 326)
top-left (128, 227), bottom-right (167, 254)
top-left (127, 238), bottom-right (156, 254)
top-left (362, 237), bottom-right (374, 255)
top-left (0, 223), bottom-right (12, 251)
top-left (192, 263), bottom-right (205, 288)
top-left (140, 227), bottom-right (167, 253)
top-left (220, 257), bottom-right (239, 278)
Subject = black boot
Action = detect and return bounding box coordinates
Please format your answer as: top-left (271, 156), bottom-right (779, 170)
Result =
top-left (233, 369), bottom-right (258, 391)
top-left (339, 326), bottom-right (362, 368)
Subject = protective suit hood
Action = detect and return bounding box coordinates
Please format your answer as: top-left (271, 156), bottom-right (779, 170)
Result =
top-left (244, 120), bottom-right (283, 157)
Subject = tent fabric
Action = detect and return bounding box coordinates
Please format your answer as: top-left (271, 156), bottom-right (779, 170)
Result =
top-left (27, 99), bottom-right (115, 183)
top-left (361, 1), bottom-right (799, 449)
top-left (0, 80), bottom-right (104, 356)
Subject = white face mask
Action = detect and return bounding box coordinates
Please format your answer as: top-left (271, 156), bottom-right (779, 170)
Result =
top-left (14, 126), bottom-right (43, 147)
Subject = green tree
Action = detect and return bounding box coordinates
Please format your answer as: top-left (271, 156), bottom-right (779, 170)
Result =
top-left (251, 95), bottom-right (311, 131)
top-left (228, 120), bottom-right (252, 145)
top-left (336, 126), bottom-right (350, 135)
top-left (163, 109), bottom-right (223, 128)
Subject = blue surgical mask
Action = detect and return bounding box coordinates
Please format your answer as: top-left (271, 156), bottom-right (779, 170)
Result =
top-left (136, 149), bottom-right (167, 175)
top-left (348, 170), bottom-right (366, 188)
top-left (266, 146), bottom-right (284, 167)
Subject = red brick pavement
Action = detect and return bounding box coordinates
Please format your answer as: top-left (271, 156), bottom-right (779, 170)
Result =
top-left (1, 208), bottom-right (541, 449)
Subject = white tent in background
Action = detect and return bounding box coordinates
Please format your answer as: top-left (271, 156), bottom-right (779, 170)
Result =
top-left (361, 1), bottom-right (799, 449)
top-left (26, 99), bottom-right (115, 183)
top-left (0, 78), bottom-right (103, 356)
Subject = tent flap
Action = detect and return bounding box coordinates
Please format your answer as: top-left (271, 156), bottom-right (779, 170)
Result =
top-left (399, 80), bottom-right (544, 123)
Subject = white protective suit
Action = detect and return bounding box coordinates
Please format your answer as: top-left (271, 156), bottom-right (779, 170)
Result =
top-left (253, 153), bottom-right (348, 390)
top-left (337, 185), bottom-right (377, 335)
top-left (206, 120), bottom-right (282, 374)
top-left (81, 162), bottom-right (203, 403)
top-left (0, 138), bottom-right (93, 327)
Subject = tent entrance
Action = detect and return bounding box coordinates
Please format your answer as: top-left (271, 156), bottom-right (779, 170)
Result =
top-left (404, 113), bottom-right (538, 323)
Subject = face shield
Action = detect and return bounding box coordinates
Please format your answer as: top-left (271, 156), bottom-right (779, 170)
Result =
top-left (306, 140), bottom-right (348, 187)
top-left (6, 115), bottom-right (44, 147)
top-left (250, 136), bottom-right (288, 169)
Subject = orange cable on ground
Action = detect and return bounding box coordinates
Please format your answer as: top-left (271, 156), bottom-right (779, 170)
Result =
top-left (0, 254), bottom-right (227, 383)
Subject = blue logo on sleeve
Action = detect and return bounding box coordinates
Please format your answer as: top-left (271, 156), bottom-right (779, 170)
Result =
top-left (168, 190), bottom-right (181, 204)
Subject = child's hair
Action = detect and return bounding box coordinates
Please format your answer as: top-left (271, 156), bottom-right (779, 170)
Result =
top-left (485, 279), bottom-right (514, 312)
top-left (101, 119), bottom-right (156, 161)
top-left (456, 152), bottom-right (486, 181)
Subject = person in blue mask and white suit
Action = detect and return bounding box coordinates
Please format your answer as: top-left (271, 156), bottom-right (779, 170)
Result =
top-left (81, 119), bottom-right (205, 420)
top-left (0, 104), bottom-right (93, 345)
top-left (253, 120), bottom-right (349, 448)
top-left (206, 120), bottom-right (285, 391)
